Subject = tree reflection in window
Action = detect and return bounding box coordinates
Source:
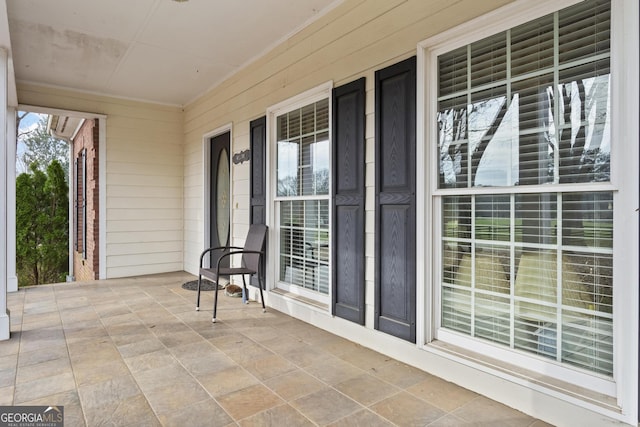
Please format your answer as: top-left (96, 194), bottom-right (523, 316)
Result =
top-left (437, 74), bottom-right (610, 188)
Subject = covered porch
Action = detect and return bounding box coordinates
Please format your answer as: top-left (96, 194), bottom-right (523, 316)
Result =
top-left (0, 0), bottom-right (638, 425)
top-left (1, 272), bottom-right (543, 426)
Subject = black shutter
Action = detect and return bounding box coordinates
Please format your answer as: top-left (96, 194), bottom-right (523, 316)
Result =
top-left (250, 116), bottom-right (266, 225)
top-left (82, 149), bottom-right (87, 260)
top-left (374, 57), bottom-right (417, 342)
top-left (74, 157), bottom-right (79, 252)
top-left (250, 116), bottom-right (267, 288)
top-left (332, 78), bottom-right (366, 324)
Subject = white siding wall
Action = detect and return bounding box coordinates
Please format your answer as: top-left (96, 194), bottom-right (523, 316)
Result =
top-left (16, 83), bottom-right (184, 279)
top-left (183, 0), bottom-right (512, 275)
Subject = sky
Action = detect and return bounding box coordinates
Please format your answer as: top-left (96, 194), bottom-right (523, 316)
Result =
top-left (16, 111), bottom-right (46, 174)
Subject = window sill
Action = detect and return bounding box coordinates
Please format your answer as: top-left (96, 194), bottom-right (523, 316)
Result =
top-left (270, 288), bottom-right (329, 311)
top-left (426, 340), bottom-right (620, 414)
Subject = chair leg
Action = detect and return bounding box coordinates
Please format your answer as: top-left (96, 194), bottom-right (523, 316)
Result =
top-left (242, 276), bottom-right (249, 304)
top-left (258, 275), bottom-right (266, 313)
top-left (212, 273), bottom-right (219, 323)
top-left (196, 275), bottom-right (202, 311)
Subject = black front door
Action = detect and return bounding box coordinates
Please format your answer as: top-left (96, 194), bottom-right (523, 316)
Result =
top-left (210, 132), bottom-right (231, 269)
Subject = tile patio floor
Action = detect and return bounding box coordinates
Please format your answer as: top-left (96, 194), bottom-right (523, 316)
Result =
top-left (0, 272), bottom-right (550, 426)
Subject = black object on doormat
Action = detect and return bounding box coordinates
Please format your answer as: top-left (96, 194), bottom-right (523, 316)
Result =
top-left (181, 280), bottom-right (222, 291)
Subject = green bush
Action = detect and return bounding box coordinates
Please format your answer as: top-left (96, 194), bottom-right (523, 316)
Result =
top-left (16, 160), bottom-right (69, 286)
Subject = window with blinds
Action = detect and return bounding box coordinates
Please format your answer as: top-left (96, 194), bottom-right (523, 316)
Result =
top-left (275, 98), bottom-right (330, 296)
top-left (436, 0), bottom-right (613, 377)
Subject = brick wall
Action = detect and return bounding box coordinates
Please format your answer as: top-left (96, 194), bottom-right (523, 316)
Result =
top-left (72, 119), bottom-right (99, 281)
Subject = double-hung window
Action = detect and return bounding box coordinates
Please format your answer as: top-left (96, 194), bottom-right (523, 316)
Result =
top-left (270, 86), bottom-right (331, 302)
top-left (430, 0), bottom-right (619, 391)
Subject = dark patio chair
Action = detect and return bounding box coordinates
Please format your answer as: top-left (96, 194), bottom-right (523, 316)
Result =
top-left (196, 223), bottom-right (267, 323)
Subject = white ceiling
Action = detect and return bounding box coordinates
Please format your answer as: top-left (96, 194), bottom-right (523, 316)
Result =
top-left (5, 0), bottom-right (342, 106)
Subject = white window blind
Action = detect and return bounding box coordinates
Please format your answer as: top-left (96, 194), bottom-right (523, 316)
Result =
top-left (436, 0), bottom-right (614, 377)
top-left (279, 200), bottom-right (329, 294)
top-left (276, 98), bottom-right (330, 295)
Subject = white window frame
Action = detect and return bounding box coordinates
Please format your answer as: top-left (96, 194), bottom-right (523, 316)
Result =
top-left (418, 0), bottom-right (638, 415)
top-left (266, 82), bottom-right (333, 306)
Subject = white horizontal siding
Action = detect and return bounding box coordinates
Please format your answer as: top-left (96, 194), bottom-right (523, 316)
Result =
top-left (106, 185), bottom-right (181, 199)
top-left (108, 230), bottom-right (182, 244)
top-left (107, 241), bottom-right (182, 256)
top-left (109, 197), bottom-right (180, 210)
top-left (107, 208), bottom-right (181, 222)
top-left (106, 219), bottom-right (180, 233)
top-left (107, 171), bottom-right (182, 187)
top-left (108, 151), bottom-right (182, 168)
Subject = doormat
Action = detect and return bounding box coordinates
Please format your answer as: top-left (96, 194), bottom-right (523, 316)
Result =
top-left (181, 280), bottom-right (222, 291)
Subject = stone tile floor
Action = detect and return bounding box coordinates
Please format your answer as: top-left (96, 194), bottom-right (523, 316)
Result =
top-left (0, 272), bottom-right (551, 426)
